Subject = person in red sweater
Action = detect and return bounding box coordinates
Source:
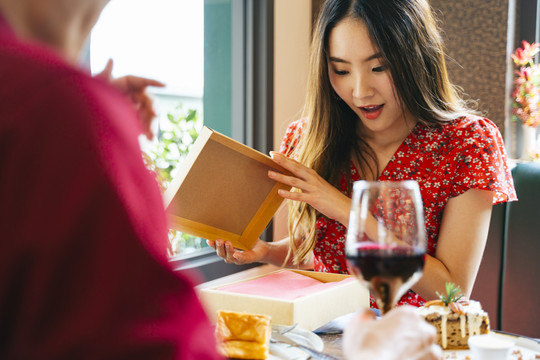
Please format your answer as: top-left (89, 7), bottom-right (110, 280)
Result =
top-left (0, 0), bottom-right (221, 358)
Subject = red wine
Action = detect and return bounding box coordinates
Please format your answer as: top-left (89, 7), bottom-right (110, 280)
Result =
top-left (346, 245), bottom-right (425, 313)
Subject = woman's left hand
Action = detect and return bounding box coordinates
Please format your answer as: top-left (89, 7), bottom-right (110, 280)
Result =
top-left (268, 151), bottom-right (351, 225)
top-left (96, 59), bottom-right (165, 140)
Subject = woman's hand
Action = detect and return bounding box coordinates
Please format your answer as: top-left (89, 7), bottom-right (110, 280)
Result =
top-left (95, 59), bottom-right (165, 140)
top-left (206, 239), bottom-right (270, 265)
top-left (268, 151), bottom-right (351, 225)
top-left (207, 237), bottom-right (312, 269)
top-left (343, 306), bottom-right (443, 360)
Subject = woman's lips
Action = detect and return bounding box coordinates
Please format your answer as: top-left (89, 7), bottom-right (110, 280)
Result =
top-left (358, 104), bottom-right (384, 120)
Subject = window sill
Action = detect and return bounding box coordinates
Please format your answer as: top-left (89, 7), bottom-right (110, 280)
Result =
top-left (169, 247), bottom-right (260, 283)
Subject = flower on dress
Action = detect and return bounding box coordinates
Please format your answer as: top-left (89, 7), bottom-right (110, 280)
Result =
top-left (511, 41), bottom-right (540, 128)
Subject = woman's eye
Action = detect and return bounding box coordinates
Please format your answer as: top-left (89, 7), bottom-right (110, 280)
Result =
top-left (333, 69), bottom-right (349, 76)
top-left (372, 66), bottom-right (386, 73)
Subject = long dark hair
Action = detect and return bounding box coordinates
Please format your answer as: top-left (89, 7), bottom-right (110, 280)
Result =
top-left (286, 0), bottom-right (474, 264)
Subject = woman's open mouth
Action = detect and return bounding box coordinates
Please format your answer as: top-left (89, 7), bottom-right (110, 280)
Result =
top-left (358, 104), bottom-right (384, 120)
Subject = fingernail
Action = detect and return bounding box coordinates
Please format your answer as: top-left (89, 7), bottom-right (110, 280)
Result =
top-left (268, 170), bottom-right (276, 178)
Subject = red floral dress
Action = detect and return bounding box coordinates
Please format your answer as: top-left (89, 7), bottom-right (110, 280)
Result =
top-left (279, 116), bottom-right (517, 308)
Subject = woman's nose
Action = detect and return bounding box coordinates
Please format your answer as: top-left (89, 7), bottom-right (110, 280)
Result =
top-left (352, 74), bottom-right (374, 99)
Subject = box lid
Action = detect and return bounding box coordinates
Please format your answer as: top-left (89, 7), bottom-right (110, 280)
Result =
top-left (163, 127), bottom-right (291, 250)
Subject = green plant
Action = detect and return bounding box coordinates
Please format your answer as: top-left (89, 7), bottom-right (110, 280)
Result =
top-left (141, 103), bottom-right (206, 254)
top-left (142, 104), bottom-right (199, 188)
top-left (436, 282), bottom-right (464, 306)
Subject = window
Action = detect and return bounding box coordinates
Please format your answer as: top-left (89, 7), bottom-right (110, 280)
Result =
top-left (90, 0), bottom-right (274, 281)
top-left (91, 0), bottom-right (204, 122)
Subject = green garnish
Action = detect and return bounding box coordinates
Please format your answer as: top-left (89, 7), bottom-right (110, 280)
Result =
top-left (436, 282), bottom-right (464, 306)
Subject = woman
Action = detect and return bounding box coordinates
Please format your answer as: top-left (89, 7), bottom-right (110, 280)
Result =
top-left (209, 0), bottom-right (516, 308)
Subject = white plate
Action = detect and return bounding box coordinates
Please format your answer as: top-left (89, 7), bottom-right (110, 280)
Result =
top-left (442, 332), bottom-right (540, 359)
top-left (269, 325), bottom-right (324, 360)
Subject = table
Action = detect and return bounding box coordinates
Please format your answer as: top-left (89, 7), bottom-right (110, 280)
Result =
top-left (197, 265), bottom-right (540, 360)
top-left (197, 264), bottom-right (348, 358)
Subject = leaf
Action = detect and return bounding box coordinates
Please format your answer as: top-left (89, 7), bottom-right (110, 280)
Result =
top-left (436, 282), bottom-right (464, 306)
top-left (186, 109), bottom-right (197, 121)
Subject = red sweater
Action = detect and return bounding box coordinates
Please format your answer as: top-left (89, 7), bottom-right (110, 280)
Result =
top-left (0, 15), bottom-right (221, 360)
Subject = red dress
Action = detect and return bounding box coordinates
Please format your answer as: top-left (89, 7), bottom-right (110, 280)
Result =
top-left (279, 117), bottom-right (517, 307)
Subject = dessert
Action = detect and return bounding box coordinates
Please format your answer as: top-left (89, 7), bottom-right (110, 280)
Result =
top-left (419, 283), bottom-right (490, 349)
top-left (215, 310), bottom-right (272, 359)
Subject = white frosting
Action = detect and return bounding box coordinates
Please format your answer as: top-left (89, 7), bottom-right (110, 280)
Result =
top-left (417, 305), bottom-right (449, 316)
top-left (441, 313), bottom-right (448, 348)
top-left (419, 300), bottom-right (488, 349)
top-left (468, 313), bottom-right (485, 336)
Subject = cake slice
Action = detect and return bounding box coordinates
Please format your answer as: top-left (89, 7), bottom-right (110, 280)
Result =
top-left (215, 310), bottom-right (272, 359)
top-left (418, 283), bottom-right (490, 349)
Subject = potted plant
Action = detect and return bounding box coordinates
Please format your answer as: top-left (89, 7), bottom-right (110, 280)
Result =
top-left (510, 40), bottom-right (540, 160)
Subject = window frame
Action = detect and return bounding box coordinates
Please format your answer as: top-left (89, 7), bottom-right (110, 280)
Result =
top-left (169, 0), bottom-right (275, 282)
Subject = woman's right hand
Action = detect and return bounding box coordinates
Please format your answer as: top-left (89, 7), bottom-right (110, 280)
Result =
top-left (206, 239), bottom-right (270, 265)
top-left (268, 151), bottom-right (352, 226)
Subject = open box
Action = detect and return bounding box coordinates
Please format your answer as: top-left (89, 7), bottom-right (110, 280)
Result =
top-left (163, 126), bottom-right (291, 250)
top-left (198, 269), bottom-right (369, 331)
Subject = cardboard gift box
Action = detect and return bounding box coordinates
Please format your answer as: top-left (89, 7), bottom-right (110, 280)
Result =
top-left (198, 269), bottom-right (370, 331)
top-left (163, 126), bottom-right (291, 250)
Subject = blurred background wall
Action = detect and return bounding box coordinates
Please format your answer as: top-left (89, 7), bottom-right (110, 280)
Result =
top-left (429, 0), bottom-right (512, 134)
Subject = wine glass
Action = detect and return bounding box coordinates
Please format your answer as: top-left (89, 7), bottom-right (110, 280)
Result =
top-left (345, 180), bottom-right (426, 314)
